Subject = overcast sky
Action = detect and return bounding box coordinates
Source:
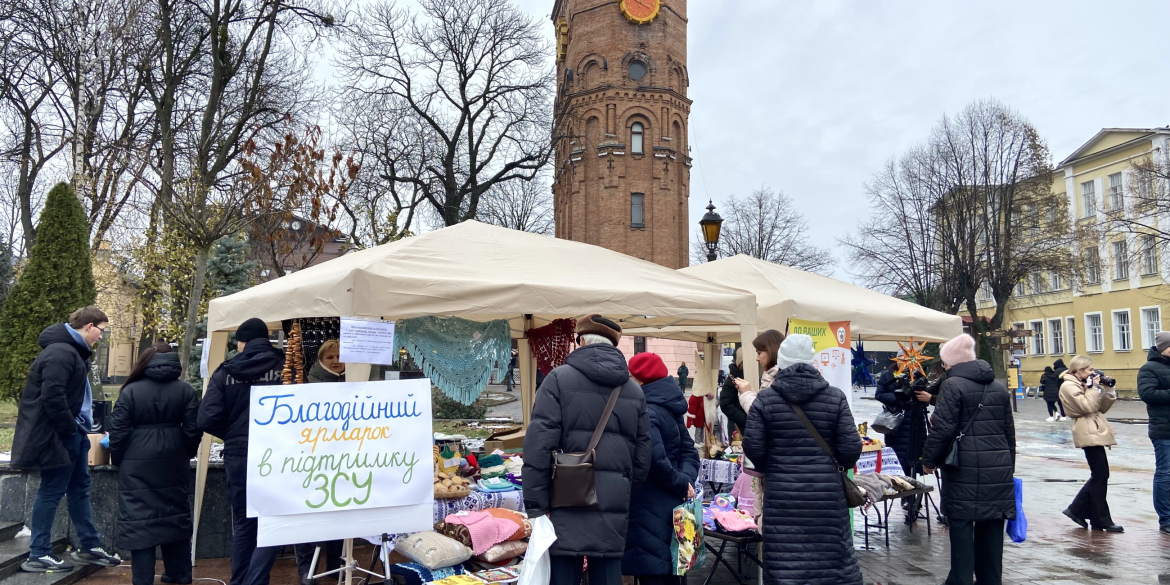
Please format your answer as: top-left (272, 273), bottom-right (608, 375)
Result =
top-left (512, 0), bottom-right (1170, 279)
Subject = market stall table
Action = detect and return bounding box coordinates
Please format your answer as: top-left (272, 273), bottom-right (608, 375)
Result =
top-left (697, 447), bottom-right (902, 495)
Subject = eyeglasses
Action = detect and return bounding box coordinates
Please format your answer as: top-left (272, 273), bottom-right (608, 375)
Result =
top-left (93, 325), bottom-right (107, 334)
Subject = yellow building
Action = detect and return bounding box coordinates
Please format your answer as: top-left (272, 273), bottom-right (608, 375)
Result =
top-left (978, 127), bottom-right (1170, 394)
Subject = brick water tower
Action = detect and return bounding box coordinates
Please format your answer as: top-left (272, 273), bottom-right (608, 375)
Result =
top-left (551, 0), bottom-right (691, 269)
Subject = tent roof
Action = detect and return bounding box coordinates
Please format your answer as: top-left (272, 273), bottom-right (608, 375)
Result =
top-left (207, 221), bottom-right (757, 336)
top-left (628, 255), bottom-right (963, 343)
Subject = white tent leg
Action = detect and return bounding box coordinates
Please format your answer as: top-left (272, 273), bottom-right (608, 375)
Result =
top-left (192, 330), bottom-right (229, 564)
top-left (519, 316), bottom-right (536, 428)
top-left (739, 323), bottom-right (760, 390)
top-left (348, 362), bottom-right (373, 382)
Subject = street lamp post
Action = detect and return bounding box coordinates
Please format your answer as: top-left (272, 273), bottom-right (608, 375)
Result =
top-left (699, 200), bottom-right (723, 262)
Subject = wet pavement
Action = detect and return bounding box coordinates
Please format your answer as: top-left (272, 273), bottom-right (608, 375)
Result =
top-left (697, 389), bottom-right (1170, 585)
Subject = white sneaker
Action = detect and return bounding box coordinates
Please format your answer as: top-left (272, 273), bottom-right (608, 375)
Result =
top-left (1061, 416), bottom-right (1069, 421)
top-left (1045, 417), bottom-right (1055, 422)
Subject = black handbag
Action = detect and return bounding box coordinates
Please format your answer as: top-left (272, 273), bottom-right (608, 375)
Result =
top-left (550, 386), bottom-right (621, 508)
top-left (871, 406), bottom-right (904, 434)
top-left (943, 385), bottom-right (990, 469)
top-left (788, 402), bottom-right (867, 509)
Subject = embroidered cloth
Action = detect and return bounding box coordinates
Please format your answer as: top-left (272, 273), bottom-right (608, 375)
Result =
top-left (525, 319), bottom-right (576, 375)
top-left (395, 316), bottom-right (512, 405)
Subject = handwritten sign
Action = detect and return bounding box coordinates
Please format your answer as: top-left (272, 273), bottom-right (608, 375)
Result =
top-left (246, 379), bottom-right (433, 518)
top-left (340, 318), bottom-right (397, 365)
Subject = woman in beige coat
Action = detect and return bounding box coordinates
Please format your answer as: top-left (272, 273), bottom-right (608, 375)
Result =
top-left (1059, 355), bottom-right (1122, 532)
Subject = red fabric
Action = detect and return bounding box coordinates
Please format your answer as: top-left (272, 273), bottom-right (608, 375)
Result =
top-left (628, 352), bottom-right (668, 383)
top-left (686, 395), bottom-right (706, 429)
top-left (525, 319), bottom-right (577, 375)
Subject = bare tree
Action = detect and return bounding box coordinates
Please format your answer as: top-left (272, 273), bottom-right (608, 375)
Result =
top-left (692, 186), bottom-right (833, 272)
top-left (841, 147), bottom-right (965, 313)
top-left (335, 0), bottom-right (556, 228)
top-left (477, 177), bottom-right (552, 235)
top-left (1095, 147), bottom-right (1170, 282)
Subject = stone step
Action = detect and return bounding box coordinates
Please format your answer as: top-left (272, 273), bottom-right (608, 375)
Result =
top-left (0, 565), bottom-right (99, 585)
top-left (0, 525), bottom-right (20, 545)
top-left (0, 534), bottom-right (70, 582)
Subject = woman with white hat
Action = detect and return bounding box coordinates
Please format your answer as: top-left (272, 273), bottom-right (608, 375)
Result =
top-left (741, 334), bottom-right (863, 585)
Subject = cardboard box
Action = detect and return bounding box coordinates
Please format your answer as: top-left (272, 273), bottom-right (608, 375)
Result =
top-left (483, 428), bottom-right (525, 454)
top-left (87, 433), bottom-right (109, 466)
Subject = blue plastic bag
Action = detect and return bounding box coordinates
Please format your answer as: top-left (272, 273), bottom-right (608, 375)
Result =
top-left (1005, 477), bottom-right (1027, 543)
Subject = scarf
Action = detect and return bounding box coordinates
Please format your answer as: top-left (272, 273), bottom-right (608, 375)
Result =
top-left (760, 365), bottom-right (780, 388)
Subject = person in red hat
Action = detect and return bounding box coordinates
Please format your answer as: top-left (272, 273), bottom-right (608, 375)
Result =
top-left (622, 352), bottom-right (699, 584)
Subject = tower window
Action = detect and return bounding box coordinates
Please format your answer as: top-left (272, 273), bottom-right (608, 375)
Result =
top-left (631, 122), bottom-right (644, 155)
top-left (628, 60), bottom-right (646, 81)
top-left (631, 193), bottom-right (645, 227)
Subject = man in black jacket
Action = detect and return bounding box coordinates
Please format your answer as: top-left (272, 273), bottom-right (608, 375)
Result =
top-left (522, 315), bottom-right (651, 585)
top-left (12, 306), bottom-right (122, 573)
top-left (198, 318), bottom-right (285, 585)
top-left (1138, 331), bottom-right (1170, 534)
top-left (718, 348), bottom-right (746, 435)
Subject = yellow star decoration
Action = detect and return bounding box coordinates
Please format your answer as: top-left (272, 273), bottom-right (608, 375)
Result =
top-left (893, 339), bottom-right (933, 382)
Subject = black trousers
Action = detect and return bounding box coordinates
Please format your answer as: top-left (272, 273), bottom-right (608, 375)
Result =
top-left (549, 555), bottom-right (622, 585)
top-left (635, 576), bottom-right (682, 585)
top-left (1069, 446), bottom-right (1114, 527)
top-left (1046, 400), bottom-right (1065, 417)
top-left (131, 541), bottom-right (192, 585)
top-left (295, 540), bottom-right (344, 576)
top-left (944, 518), bottom-right (1004, 585)
top-left (225, 452), bottom-right (278, 585)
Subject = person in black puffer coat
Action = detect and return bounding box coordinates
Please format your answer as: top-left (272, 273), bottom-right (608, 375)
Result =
top-left (1138, 334), bottom-right (1170, 533)
top-left (922, 334), bottom-right (1015, 585)
top-left (107, 342), bottom-right (201, 585)
top-left (198, 318), bottom-right (285, 585)
top-left (874, 367), bottom-right (912, 474)
top-left (522, 315), bottom-right (651, 585)
top-left (742, 334), bottom-right (863, 585)
top-left (718, 348), bottom-right (746, 435)
top-left (622, 353), bottom-right (699, 583)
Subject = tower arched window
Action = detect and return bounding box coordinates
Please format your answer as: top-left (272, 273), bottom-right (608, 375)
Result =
top-left (631, 122), bottom-right (644, 155)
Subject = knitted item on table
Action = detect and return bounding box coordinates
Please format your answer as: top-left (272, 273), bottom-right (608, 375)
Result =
top-left (480, 464), bottom-right (506, 478)
top-left (525, 319), bottom-right (577, 376)
top-left (443, 511), bottom-right (520, 555)
top-left (395, 316), bottom-right (512, 405)
top-left (477, 478), bottom-right (516, 493)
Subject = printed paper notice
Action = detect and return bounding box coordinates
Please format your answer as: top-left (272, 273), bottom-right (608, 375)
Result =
top-left (200, 338), bottom-right (211, 379)
top-left (340, 318), bottom-right (396, 365)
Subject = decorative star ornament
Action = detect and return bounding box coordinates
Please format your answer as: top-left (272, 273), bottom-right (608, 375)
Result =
top-left (893, 339), bottom-right (933, 382)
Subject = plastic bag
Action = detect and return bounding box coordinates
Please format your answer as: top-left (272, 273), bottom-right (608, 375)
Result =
top-left (671, 497), bottom-right (705, 575)
top-left (517, 515), bottom-right (556, 585)
top-left (1005, 477), bottom-right (1027, 543)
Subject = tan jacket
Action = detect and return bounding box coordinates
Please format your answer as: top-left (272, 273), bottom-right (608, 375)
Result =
top-left (1058, 372), bottom-right (1117, 448)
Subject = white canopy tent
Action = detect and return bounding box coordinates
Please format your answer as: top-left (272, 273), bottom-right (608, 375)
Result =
top-left (193, 220), bottom-right (760, 557)
top-left (627, 254), bottom-right (964, 343)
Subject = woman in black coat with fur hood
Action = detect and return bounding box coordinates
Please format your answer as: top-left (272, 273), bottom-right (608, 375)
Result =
top-left (107, 342), bottom-right (201, 585)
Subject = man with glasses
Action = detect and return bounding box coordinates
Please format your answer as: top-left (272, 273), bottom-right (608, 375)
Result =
top-left (11, 306), bottom-right (122, 572)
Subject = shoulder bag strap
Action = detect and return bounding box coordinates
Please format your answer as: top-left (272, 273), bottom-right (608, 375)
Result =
top-left (955, 385), bottom-right (991, 441)
top-left (586, 386), bottom-right (623, 454)
top-left (788, 402), bottom-right (843, 471)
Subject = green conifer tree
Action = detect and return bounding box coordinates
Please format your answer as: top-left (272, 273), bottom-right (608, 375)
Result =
top-left (188, 235), bottom-right (258, 385)
top-left (0, 183), bottom-right (96, 402)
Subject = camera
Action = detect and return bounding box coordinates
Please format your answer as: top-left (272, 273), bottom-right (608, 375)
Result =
top-left (1095, 371), bottom-right (1117, 388)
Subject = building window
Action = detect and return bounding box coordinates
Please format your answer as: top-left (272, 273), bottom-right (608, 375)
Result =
top-left (978, 281), bottom-right (993, 302)
top-left (1014, 279), bottom-right (1026, 297)
top-left (1046, 206), bottom-right (1058, 225)
top-left (1141, 235), bottom-right (1159, 275)
top-left (633, 336), bottom-right (646, 354)
top-left (1050, 272), bottom-right (1063, 291)
top-left (1031, 272), bottom-right (1046, 294)
top-left (1067, 316), bottom-right (1077, 354)
top-left (1113, 240), bottom-right (1129, 280)
top-left (1086, 313), bottom-right (1104, 353)
top-left (1113, 310), bottom-right (1132, 352)
top-left (630, 193), bottom-right (645, 227)
top-left (1030, 320), bottom-right (1044, 356)
top-left (1142, 306), bottom-right (1162, 350)
top-left (1082, 180), bottom-right (1096, 217)
top-left (1011, 322), bottom-right (1026, 353)
top-left (1048, 318), bottom-right (1064, 355)
top-left (1108, 172), bottom-right (1124, 210)
top-left (1085, 247), bottom-right (1100, 284)
top-left (631, 122), bottom-right (644, 155)
top-left (628, 60), bottom-right (647, 81)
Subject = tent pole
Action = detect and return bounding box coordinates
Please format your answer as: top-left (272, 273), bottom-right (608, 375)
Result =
top-left (519, 315), bottom-right (535, 428)
top-left (739, 323), bottom-right (759, 390)
top-left (192, 329), bottom-right (229, 564)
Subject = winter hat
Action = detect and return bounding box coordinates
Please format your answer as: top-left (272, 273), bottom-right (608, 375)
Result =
top-left (940, 334), bottom-right (977, 366)
top-left (576, 314), bottom-right (622, 345)
top-left (775, 334), bottom-right (816, 369)
top-left (629, 352), bottom-right (668, 384)
top-left (1156, 331), bottom-right (1170, 354)
top-left (235, 318), bottom-right (270, 343)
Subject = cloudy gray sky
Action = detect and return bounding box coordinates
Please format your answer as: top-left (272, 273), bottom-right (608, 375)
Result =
top-left (514, 0), bottom-right (1170, 278)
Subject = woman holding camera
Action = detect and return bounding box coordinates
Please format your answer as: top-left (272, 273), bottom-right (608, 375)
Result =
top-left (1059, 355), bottom-right (1122, 532)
